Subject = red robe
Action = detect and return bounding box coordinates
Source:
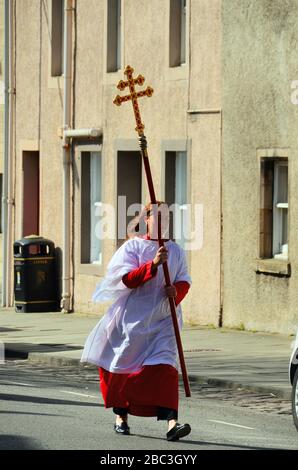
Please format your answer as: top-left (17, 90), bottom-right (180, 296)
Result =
top-left (99, 240), bottom-right (190, 417)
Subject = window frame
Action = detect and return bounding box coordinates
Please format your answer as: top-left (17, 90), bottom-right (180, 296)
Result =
top-left (50, 0), bottom-right (64, 77)
top-left (169, 0), bottom-right (187, 68)
top-left (272, 160), bottom-right (288, 259)
top-left (256, 149), bottom-right (290, 277)
top-left (76, 144), bottom-right (104, 276)
top-left (116, 150), bottom-right (142, 247)
top-left (107, 0), bottom-right (122, 73)
top-left (180, 0), bottom-right (187, 65)
top-left (163, 143), bottom-right (189, 249)
top-left (165, 150), bottom-right (188, 247)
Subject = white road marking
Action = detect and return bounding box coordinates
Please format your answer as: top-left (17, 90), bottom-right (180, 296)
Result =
top-left (208, 419), bottom-right (254, 430)
top-left (0, 380), bottom-right (36, 387)
top-left (0, 380), bottom-right (99, 398)
top-left (59, 390), bottom-right (98, 399)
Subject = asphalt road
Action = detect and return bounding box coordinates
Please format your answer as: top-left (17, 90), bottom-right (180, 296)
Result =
top-left (0, 360), bottom-right (297, 451)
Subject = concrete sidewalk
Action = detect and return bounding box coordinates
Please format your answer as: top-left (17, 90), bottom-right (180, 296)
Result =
top-left (0, 308), bottom-right (294, 399)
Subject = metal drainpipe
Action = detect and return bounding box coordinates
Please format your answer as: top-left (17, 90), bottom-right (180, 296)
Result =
top-left (61, 0), bottom-right (73, 313)
top-left (3, 0), bottom-right (15, 307)
top-left (2, 0), bottom-right (9, 307)
top-left (218, 17), bottom-right (223, 328)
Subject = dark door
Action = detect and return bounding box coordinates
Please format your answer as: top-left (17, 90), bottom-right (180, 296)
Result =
top-left (23, 151), bottom-right (40, 236)
top-left (117, 151), bottom-right (142, 245)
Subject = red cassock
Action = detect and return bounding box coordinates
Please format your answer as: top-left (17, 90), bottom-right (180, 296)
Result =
top-left (99, 261), bottom-right (190, 417)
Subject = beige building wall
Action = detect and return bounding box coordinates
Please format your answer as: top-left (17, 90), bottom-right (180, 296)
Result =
top-left (11, 0), bottom-right (222, 324)
top-left (14, 0), bottom-right (63, 240)
top-left (11, 0), bottom-right (298, 333)
top-left (222, 0), bottom-right (298, 334)
top-left (0, 0), bottom-right (4, 266)
top-left (187, 0), bottom-right (222, 326)
top-left (0, 0), bottom-right (4, 172)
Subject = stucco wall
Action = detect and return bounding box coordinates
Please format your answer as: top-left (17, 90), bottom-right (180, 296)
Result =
top-left (222, 0), bottom-right (298, 333)
top-left (72, 0), bottom-right (222, 321)
top-left (0, 0), bottom-right (4, 273)
top-left (12, 0), bottom-right (222, 324)
top-left (187, 0), bottom-right (222, 325)
top-left (0, 0), bottom-right (4, 173)
top-left (15, 0), bottom-right (64, 244)
top-left (9, 0), bottom-right (298, 332)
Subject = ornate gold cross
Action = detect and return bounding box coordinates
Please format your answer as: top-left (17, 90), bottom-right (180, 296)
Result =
top-left (113, 65), bottom-right (154, 135)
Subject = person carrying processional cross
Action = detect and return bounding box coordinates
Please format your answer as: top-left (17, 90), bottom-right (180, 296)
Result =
top-left (81, 66), bottom-right (192, 441)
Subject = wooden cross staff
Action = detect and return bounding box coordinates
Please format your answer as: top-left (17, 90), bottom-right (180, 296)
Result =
top-left (113, 65), bottom-right (191, 397)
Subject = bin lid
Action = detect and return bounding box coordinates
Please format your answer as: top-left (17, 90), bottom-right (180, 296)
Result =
top-left (14, 235), bottom-right (55, 247)
top-left (24, 234), bottom-right (41, 239)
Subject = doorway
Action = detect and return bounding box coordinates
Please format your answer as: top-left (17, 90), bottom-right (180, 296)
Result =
top-left (23, 151), bottom-right (40, 236)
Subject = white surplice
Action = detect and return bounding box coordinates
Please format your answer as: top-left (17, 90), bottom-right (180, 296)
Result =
top-left (80, 237), bottom-right (191, 374)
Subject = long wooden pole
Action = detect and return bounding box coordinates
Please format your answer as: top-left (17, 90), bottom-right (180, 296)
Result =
top-left (114, 65), bottom-right (191, 397)
top-left (139, 136), bottom-right (191, 397)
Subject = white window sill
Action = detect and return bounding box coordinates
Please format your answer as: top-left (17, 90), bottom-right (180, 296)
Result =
top-left (274, 253), bottom-right (288, 260)
top-left (256, 258), bottom-right (291, 277)
top-left (78, 263), bottom-right (104, 277)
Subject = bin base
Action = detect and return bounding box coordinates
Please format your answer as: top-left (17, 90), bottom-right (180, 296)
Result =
top-left (15, 302), bottom-right (59, 313)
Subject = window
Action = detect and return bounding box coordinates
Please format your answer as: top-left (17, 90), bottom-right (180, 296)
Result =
top-left (81, 151), bottom-right (102, 264)
top-left (117, 151), bottom-right (142, 246)
top-left (169, 0), bottom-right (187, 67)
top-left (165, 151), bottom-right (187, 247)
top-left (273, 161), bottom-right (288, 259)
top-left (107, 0), bottom-right (121, 72)
top-left (51, 0), bottom-right (64, 77)
top-left (180, 0), bottom-right (186, 64)
top-left (260, 159), bottom-right (288, 260)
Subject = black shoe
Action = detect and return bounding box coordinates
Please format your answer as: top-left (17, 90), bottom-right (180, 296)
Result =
top-left (166, 423), bottom-right (191, 441)
top-left (114, 422), bottom-right (130, 435)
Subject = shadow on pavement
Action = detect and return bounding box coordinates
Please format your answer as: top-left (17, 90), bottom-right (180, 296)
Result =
top-left (4, 342), bottom-right (83, 359)
top-left (133, 433), bottom-right (273, 450)
top-left (0, 434), bottom-right (43, 450)
top-left (0, 410), bottom-right (69, 417)
top-left (0, 327), bottom-right (21, 333)
top-left (0, 392), bottom-right (103, 407)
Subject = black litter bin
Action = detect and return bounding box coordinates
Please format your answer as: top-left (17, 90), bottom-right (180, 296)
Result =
top-left (14, 235), bottom-right (58, 313)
